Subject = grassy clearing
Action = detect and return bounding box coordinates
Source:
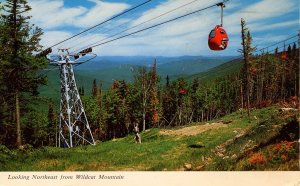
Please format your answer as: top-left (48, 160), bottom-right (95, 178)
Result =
top-left (0, 106), bottom-right (298, 171)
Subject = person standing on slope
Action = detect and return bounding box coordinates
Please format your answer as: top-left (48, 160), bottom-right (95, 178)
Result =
top-left (133, 123), bottom-right (141, 144)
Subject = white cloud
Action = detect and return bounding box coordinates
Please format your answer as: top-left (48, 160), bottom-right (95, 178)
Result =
top-left (29, 0), bottom-right (87, 29)
top-left (40, 31), bottom-right (73, 49)
top-left (225, 0), bottom-right (299, 34)
top-left (250, 20), bottom-right (299, 32)
top-left (90, 24), bottom-right (212, 56)
top-left (29, 0), bottom-right (130, 30)
top-left (40, 31), bottom-right (111, 54)
top-left (68, 33), bottom-right (108, 53)
top-left (132, 0), bottom-right (190, 26)
top-left (76, 0), bottom-right (130, 28)
top-left (233, 0), bottom-right (297, 23)
top-left (131, 0), bottom-right (220, 28)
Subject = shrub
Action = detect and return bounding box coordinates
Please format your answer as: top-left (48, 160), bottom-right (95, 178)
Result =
top-left (273, 141), bottom-right (294, 152)
top-left (248, 153), bottom-right (266, 165)
top-left (18, 144), bottom-right (34, 153)
top-left (272, 141), bottom-right (297, 162)
top-left (0, 145), bottom-right (16, 164)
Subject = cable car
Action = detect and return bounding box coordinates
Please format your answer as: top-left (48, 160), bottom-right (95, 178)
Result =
top-left (208, 2), bottom-right (229, 51)
top-left (208, 25), bottom-right (229, 50)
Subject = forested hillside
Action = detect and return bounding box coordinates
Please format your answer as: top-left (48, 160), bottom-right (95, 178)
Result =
top-left (2, 40), bottom-right (298, 148)
top-left (0, 0), bottom-right (298, 172)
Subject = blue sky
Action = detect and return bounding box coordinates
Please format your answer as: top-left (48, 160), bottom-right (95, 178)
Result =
top-left (25, 0), bottom-right (299, 56)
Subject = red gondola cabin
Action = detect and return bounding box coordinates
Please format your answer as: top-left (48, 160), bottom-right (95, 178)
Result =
top-left (208, 25), bottom-right (229, 51)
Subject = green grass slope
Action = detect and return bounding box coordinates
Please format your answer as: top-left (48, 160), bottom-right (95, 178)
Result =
top-left (1, 106), bottom-right (298, 171)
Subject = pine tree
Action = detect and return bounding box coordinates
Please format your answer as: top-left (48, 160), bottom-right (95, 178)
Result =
top-left (287, 44), bottom-right (292, 59)
top-left (78, 87), bottom-right (82, 96)
top-left (97, 81), bottom-right (103, 107)
top-left (274, 47), bottom-right (278, 56)
top-left (118, 80), bottom-right (128, 99)
top-left (191, 78), bottom-right (200, 122)
top-left (291, 43), bottom-right (297, 59)
top-left (91, 79), bottom-right (98, 97)
top-left (80, 86), bottom-right (85, 96)
top-left (166, 75), bottom-right (170, 87)
top-left (0, 0), bottom-right (47, 147)
top-left (0, 4), bottom-right (10, 145)
top-left (47, 99), bottom-right (56, 146)
top-left (104, 80), bottom-right (128, 139)
top-left (96, 81), bottom-right (106, 140)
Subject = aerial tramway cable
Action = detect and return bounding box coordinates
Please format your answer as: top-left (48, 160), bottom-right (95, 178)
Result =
top-left (40, 0), bottom-right (154, 55)
top-left (258, 34), bottom-right (298, 53)
top-left (39, 0), bottom-right (230, 59)
top-left (85, 0), bottom-right (230, 49)
top-left (73, 0), bottom-right (204, 53)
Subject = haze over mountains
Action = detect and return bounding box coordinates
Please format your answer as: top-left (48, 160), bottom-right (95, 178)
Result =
top-left (77, 55), bottom-right (238, 76)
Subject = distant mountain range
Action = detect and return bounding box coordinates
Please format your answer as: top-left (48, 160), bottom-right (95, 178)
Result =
top-left (75, 55), bottom-right (239, 80)
top-left (40, 55), bottom-right (240, 100)
top-left (77, 55), bottom-right (238, 72)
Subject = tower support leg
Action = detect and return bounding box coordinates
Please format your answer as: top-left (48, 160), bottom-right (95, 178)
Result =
top-left (58, 63), bottom-right (95, 148)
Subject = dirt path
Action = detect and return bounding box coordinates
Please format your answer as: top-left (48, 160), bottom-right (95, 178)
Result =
top-left (160, 122), bottom-right (228, 136)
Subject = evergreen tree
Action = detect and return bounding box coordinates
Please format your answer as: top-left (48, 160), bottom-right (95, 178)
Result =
top-left (47, 99), bottom-right (56, 146)
top-left (78, 87), bottom-right (82, 96)
top-left (79, 86), bottom-right (85, 96)
top-left (91, 79), bottom-right (98, 97)
top-left (104, 80), bottom-right (128, 139)
top-left (161, 85), bottom-right (172, 126)
top-left (118, 80), bottom-right (128, 99)
top-left (177, 78), bottom-right (187, 125)
top-left (0, 6), bottom-right (10, 145)
top-left (274, 47), bottom-right (278, 56)
top-left (0, 0), bottom-right (47, 147)
top-left (82, 96), bottom-right (100, 139)
top-left (96, 81), bottom-right (107, 141)
top-left (126, 83), bottom-right (143, 132)
top-left (97, 82), bottom-right (103, 106)
top-left (191, 78), bottom-right (201, 122)
top-left (287, 44), bottom-right (292, 59)
top-left (166, 75), bottom-right (170, 87)
top-left (291, 43), bottom-right (297, 59)
top-left (22, 110), bottom-right (48, 147)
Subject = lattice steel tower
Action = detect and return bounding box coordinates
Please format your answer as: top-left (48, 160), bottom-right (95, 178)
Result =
top-left (49, 48), bottom-right (96, 148)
